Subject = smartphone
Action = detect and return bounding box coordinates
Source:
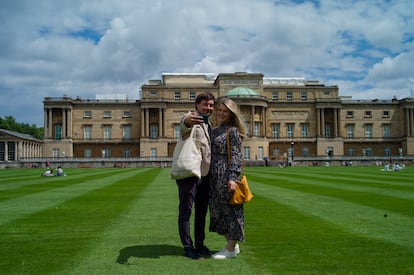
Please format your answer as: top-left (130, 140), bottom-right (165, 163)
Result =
top-left (201, 114), bottom-right (209, 124)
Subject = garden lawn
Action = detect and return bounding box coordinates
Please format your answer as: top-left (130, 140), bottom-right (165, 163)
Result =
top-left (0, 165), bottom-right (413, 274)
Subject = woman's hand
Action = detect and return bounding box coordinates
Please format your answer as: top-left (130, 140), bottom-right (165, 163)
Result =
top-left (228, 180), bottom-right (237, 192)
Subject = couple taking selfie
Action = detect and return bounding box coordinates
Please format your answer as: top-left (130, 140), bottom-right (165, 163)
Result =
top-left (174, 92), bottom-right (246, 260)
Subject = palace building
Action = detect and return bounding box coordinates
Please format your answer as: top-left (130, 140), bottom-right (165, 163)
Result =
top-left (0, 128), bottom-right (43, 162)
top-left (42, 72), bottom-right (414, 163)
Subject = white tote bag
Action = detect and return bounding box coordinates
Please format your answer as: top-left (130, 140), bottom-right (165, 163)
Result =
top-left (170, 126), bottom-right (202, 179)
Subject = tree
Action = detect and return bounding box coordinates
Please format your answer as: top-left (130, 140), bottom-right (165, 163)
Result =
top-left (0, 116), bottom-right (44, 139)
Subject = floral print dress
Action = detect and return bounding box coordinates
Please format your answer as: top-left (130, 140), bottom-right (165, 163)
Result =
top-left (209, 125), bottom-right (245, 242)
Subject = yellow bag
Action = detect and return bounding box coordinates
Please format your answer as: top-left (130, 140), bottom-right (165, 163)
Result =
top-left (226, 128), bottom-right (253, 205)
top-left (229, 175), bottom-right (253, 205)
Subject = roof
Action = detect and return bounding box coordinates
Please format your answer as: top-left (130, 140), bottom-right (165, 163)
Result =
top-left (225, 87), bottom-right (261, 98)
top-left (0, 128), bottom-right (42, 142)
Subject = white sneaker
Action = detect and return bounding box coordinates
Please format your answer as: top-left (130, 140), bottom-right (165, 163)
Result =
top-left (211, 249), bottom-right (237, 259)
top-left (235, 243), bottom-right (240, 254)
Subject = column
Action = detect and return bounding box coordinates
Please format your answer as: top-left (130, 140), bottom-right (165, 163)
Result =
top-left (48, 108), bottom-right (53, 138)
top-left (141, 109), bottom-right (145, 138)
top-left (67, 108), bottom-right (72, 138)
top-left (321, 108), bottom-right (325, 137)
top-left (262, 107), bottom-right (266, 137)
top-left (316, 108), bottom-right (321, 137)
top-left (159, 108), bottom-right (163, 137)
top-left (334, 108), bottom-right (338, 137)
top-left (146, 109), bottom-right (150, 137)
top-left (44, 109), bottom-right (48, 138)
top-left (62, 108), bottom-right (66, 138)
top-left (409, 108), bottom-right (413, 137)
top-left (14, 141), bottom-right (20, 161)
top-left (405, 109), bottom-right (410, 137)
top-left (4, 141), bottom-right (8, 161)
top-left (250, 105), bottom-right (254, 136)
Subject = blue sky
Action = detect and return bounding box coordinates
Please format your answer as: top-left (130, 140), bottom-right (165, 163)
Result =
top-left (0, 0), bottom-right (413, 126)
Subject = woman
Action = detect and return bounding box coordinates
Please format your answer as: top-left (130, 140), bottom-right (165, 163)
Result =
top-left (209, 97), bottom-right (247, 259)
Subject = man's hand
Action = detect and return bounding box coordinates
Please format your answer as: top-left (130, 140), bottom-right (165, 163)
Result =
top-left (184, 111), bottom-right (204, 127)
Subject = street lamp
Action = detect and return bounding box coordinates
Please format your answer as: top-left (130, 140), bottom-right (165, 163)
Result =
top-left (290, 141), bottom-right (294, 166)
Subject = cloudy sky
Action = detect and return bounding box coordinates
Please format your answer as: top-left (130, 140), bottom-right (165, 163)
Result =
top-left (1, 0), bottom-right (413, 127)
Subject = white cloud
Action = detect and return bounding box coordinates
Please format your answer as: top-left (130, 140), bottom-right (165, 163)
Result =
top-left (0, 0), bottom-right (413, 126)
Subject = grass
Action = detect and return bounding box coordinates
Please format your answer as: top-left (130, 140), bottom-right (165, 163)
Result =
top-left (0, 165), bottom-right (413, 274)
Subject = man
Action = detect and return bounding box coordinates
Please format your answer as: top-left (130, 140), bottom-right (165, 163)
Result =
top-left (176, 92), bottom-right (215, 260)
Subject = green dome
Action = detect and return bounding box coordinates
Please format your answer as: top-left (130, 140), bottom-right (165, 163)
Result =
top-left (225, 87), bottom-right (260, 98)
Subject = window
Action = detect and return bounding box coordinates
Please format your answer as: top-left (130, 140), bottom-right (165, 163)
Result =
top-left (123, 148), bottom-right (131, 158)
top-left (258, 146), bottom-right (263, 159)
top-left (84, 126), bottom-right (91, 140)
top-left (150, 124), bottom-right (158, 139)
top-left (103, 126), bottom-right (111, 140)
top-left (150, 91), bottom-right (157, 96)
top-left (302, 147), bottom-right (310, 157)
top-left (245, 122), bottom-right (250, 137)
top-left (103, 111), bottom-right (111, 118)
top-left (346, 111), bottom-right (354, 118)
top-left (244, 146), bottom-right (250, 160)
top-left (364, 124), bottom-right (372, 138)
top-left (346, 124), bottom-right (354, 138)
top-left (324, 124), bottom-right (331, 137)
top-left (84, 111), bottom-right (92, 118)
top-left (272, 92), bottom-right (278, 100)
top-left (54, 124), bottom-right (62, 140)
top-left (174, 124), bottom-right (180, 139)
top-left (365, 147), bottom-right (373, 156)
top-left (286, 92), bottom-right (293, 101)
top-left (272, 147), bottom-right (280, 158)
top-left (382, 111), bottom-right (390, 118)
top-left (123, 111), bottom-right (131, 118)
top-left (0, 142), bottom-right (4, 160)
top-left (150, 148), bottom-right (157, 158)
top-left (254, 122), bottom-right (261, 137)
top-left (383, 124), bottom-right (390, 138)
top-left (189, 91), bottom-right (196, 99)
top-left (272, 123), bottom-right (280, 138)
top-left (324, 91), bottom-right (330, 96)
top-left (53, 148), bottom-right (59, 158)
top-left (102, 148), bottom-right (111, 158)
top-left (123, 126), bottom-right (131, 139)
top-left (384, 147), bottom-right (391, 157)
top-left (174, 91), bottom-right (181, 100)
top-left (81, 149), bottom-right (90, 158)
top-left (301, 123), bottom-right (309, 138)
top-left (364, 111), bottom-right (372, 118)
top-left (287, 124), bottom-right (294, 138)
top-left (7, 142), bottom-right (16, 161)
top-left (301, 91), bottom-right (307, 100)
top-left (347, 147), bottom-right (355, 156)
top-left (288, 147), bottom-right (294, 159)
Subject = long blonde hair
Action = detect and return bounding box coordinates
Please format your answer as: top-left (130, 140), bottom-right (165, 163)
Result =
top-left (218, 97), bottom-right (247, 138)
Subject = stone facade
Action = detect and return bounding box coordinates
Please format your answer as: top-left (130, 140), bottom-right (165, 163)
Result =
top-left (42, 72), bottom-right (414, 161)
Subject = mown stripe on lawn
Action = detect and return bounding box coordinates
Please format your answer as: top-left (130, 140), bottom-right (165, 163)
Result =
top-left (300, 169), bottom-right (414, 189)
top-left (0, 168), bottom-right (149, 226)
top-left (62, 168), bottom-right (183, 274)
top-left (250, 180), bottom-right (414, 250)
top-left (0, 168), bottom-right (159, 274)
top-left (0, 169), bottom-right (121, 193)
top-left (248, 170), bottom-right (414, 218)
top-left (66, 169), bottom-right (256, 274)
top-left (245, 194), bottom-right (414, 274)
top-left (258, 166), bottom-right (414, 188)
top-left (248, 170), bottom-right (414, 200)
